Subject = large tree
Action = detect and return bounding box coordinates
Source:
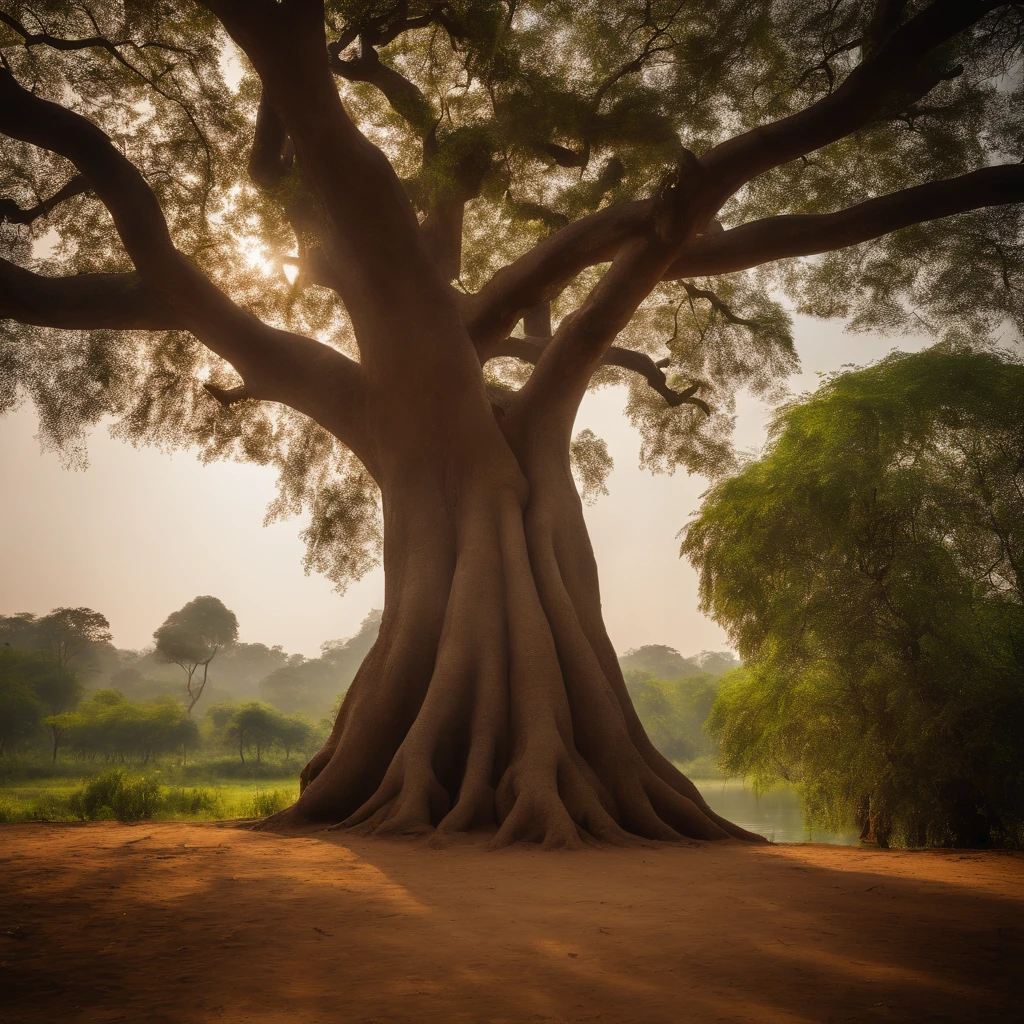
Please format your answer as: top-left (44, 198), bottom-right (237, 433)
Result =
top-left (1, 0), bottom-right (1022, 846)
top-left (686, 344), bottom-right (1024, 847)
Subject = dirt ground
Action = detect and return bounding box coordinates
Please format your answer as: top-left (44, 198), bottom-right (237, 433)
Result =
top-left (1, 823), bottom-right (1020, 1024)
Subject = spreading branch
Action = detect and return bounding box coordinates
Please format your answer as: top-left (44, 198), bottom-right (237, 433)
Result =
top-left (664, 163), bottom-right (1024, 279)
top-left (680, 283), bottom-right (762, 330)
top-left (0, 260), bottom-right (178, 329)
top-left (487, 335), bottom-right (709, 415)
top-left (0, 67), bottom-right (369, 458)
top-left (463, 200), bottom-right (651, 347)
top-left (0, 174), bottom-right (89, 225)
top-left (700, 0), bottom-right (1009, 204)
top-left (329, 40), bottom-right (434, 135)
top-left (466, 161), bottom-right (1024, 346)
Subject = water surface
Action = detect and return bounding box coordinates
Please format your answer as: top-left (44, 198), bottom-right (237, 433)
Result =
top-left (695, 778), bottom-right (859, 845)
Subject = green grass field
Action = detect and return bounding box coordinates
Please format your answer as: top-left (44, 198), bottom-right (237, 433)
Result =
top-left (0, 762), bottom-right (301, 823)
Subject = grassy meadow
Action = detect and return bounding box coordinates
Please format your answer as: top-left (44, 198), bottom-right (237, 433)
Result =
top-left (0, 758), bottom-right (300, 824)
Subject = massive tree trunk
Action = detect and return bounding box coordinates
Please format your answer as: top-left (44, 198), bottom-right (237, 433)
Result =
top-left (278, 366), bottom-right (762, 847)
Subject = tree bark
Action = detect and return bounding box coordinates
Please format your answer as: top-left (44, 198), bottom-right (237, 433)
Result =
top-left (273, 381), bottom-right (763, 848)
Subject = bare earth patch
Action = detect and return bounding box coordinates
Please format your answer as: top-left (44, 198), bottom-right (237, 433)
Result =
top-left (1, 822), bottom-right (1020, 1023)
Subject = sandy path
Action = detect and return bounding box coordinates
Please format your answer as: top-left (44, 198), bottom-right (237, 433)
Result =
top-left (1, 822), bottom-right (1020, 1023)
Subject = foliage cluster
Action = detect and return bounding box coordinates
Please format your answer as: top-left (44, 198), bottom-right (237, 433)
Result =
top-left (624, 670), bottom-right (720, 765)
top-left (3, 1), bottom-right (1020, 591)
top-left (207, 700), bottom-right (322, 764)
top-left (686, 344), bottom-right (1024, 848)
top-left (46, 689), bottom-right (199, 764)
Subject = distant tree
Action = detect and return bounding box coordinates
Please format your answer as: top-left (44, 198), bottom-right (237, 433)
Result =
top-left (58, 690), bottom-right (199, 764)
top-left (693, 652), bottom-right (741, 678)
top-left (0, 612), bottom-right (42, 653)
top-left (215, 642), bottom-right (290, 697)
top-left (153, 597), bottom-right (239, 714)
top-left (224, 701), bottom-right (284, 764)
top-left (37, 607), bottom-right (113, 671)
top-left (618, 645), bottom-right (738, 682)
top-left (686, 344), bottom-right (1024, 848)
top-left (277, 714), bottom-right (316, 761)
top-left (209, 699), bottom-right (316, 763)
top-left (0, 647), bottom-right (44, 756)
top-left (624, 670), bottom-right (720, 763)
top-left (31, 663), bottom-right (83, 762)
top-left (318, 610), bottom-right (382, 683)
top-left (261, 610), bottom-right (382, 717)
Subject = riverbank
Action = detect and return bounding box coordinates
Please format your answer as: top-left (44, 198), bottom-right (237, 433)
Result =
top-left (2, 822), bottom-right (1020, 1023)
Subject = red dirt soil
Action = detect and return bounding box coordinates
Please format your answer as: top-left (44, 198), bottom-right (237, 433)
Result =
top-left (1, 822), bottom-right (1020, 1023)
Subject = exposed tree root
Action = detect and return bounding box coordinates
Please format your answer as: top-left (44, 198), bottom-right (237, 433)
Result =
top-left (274, 473), bottom-right (767, 849)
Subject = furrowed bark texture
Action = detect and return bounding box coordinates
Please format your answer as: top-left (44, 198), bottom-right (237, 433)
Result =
top-left (288, 386), bottom-right (760, 847)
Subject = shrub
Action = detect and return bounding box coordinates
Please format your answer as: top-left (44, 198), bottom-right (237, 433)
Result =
top-left (70, 769), bottom-right (160, 822)
top-left (161, 786), bottom-right (221, 817)
top-left (245, 788), bottom-right (291, 817)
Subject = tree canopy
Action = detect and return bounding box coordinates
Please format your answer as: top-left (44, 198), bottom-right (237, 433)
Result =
top-left (1, 607), bottom-right (113, 670)
top-left (1, 0), bottom-right (1021, 585)
top-left (153, 595), bottom-right (239, 712)
top-left (685, 343), bottom-right (1024, 847)
top-left (51, 688), bottom-right (200, 763)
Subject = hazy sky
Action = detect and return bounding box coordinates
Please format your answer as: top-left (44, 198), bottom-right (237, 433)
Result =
top-left (0, 316), bottom-right (928, 658)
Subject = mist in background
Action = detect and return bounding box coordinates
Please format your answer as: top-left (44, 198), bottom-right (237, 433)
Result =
top-left (0, 316), bottom-right (928, 657)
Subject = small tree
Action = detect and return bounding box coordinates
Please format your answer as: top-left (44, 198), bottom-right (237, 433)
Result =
top-left (153, 596), bottom-right (239, 714)
top-left (0, 648), bottom-right (44, 756)
top-left (29, 660), bottom-right (83, 763)
top-left (37, 607), bottom-right (113, 671)
top-left (221, 701), bottom-right (287, 764)
top-left (277, 714), bottom-right (315, 761)
top-left (61, 690), bottom-right (200, 764)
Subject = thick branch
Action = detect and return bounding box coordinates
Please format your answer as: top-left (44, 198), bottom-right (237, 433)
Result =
top-left (0, 68), bottom-right (369, 455)
top-left (205, 1), bottom-right (462, 358)
top-left (463, 201), bottom-right (652, 348)
top-left (0, 174), bottom-right (89, 225)
top-left (700, 0), bottom-right (1008, 204)
top-left (487, 335), bottom-right (709, 415)
top-left (0, 260), bottom-right (178, 329)
top-left (248, 91), bottom-right (291, 189)
top-left (329, 43), bottom-right (433, 135)
top-left (467, 162), bottom-right (1024, 345)
top-left (664, 163), bottom-right (1024, 279)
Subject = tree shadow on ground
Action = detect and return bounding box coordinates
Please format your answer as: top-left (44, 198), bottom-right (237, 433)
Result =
top-left (1, 822), bottom-right (1020, 1024)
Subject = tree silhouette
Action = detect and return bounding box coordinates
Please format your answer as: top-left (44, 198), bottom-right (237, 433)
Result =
top-left (1, 1), bottom-right (1021, 845)
top-left (153, 596), bottom-right (239, 713)
top-left (37, 607), bottom-right (112, 671)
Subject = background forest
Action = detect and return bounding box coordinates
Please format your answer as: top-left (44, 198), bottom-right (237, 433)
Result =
top-left (0, 596), bottom-right (738, 823)
top-left (2, 344), bottom-right (1022, 847)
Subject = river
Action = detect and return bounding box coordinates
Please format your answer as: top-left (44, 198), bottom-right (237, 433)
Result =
top-left (695, 778), bottom-right (860, 845)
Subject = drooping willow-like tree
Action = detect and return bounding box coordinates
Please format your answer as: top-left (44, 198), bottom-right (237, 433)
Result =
top-left (1, 0), bottom-right (1022, 846)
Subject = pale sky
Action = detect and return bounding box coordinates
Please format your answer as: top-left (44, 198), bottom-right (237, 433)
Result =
top-left (0, 316), bottom-right (929, 658)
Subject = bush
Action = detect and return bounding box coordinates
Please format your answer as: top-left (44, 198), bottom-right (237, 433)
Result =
top-left (161, 786), bottom-right (221, 817)
top-left (245, 788), bottom-right (291, 817)
top-left (70, 769), bottom-right (161, 822)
